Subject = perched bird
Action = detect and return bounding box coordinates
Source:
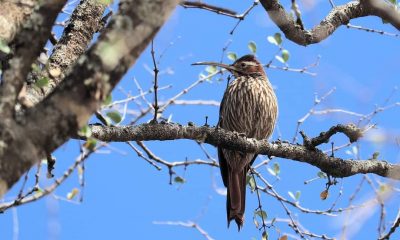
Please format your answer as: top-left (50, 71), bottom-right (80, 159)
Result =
top-left (193, 55), bottom-right (278, 230)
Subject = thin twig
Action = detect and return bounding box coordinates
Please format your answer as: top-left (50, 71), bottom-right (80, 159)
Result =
top-left (151, 40), bottom-right (159, 123)
top-left (230, 0), bottom-right (259, 34)
top-left (379, 209), bottom-right (400, 240)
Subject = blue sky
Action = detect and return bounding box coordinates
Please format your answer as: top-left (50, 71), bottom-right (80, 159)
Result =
top-left (1, 1), bottom-right (400, 239)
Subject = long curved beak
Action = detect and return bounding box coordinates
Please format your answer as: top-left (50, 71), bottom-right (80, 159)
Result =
top-left (191, 61), bottom-right (239, 73)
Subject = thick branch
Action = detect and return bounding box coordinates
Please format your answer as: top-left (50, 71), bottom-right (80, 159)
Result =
top-left (0, 0), bottom-right (179, 196)
top-left (89, 123), bottom-right (400, 180)
top-left (22, 0), bottom-right (107, 107)
top-left (0, 0), bottom-right (67, 117)
top-left (0, 0), bottom-right (37, 43)
top-left (259, 0), bottom-right (400, 45)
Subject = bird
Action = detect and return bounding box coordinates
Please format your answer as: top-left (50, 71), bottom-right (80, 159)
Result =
top-left (192, 55), bottom-right (278, 230)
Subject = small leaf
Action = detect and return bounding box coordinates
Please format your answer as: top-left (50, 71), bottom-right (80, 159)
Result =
top-left (174, 176), bottom-right (186, 184)
top-left (281, 49), bottom-right (290, 62)
top-left (98, 0), bottom-right (112, 5)
top-left (103, 95), bottom-right (112, 106)
top-left (0, 40), bottom-right (10, 54)
top-left (273, 162), bottom-right (280, 175)
top-left (320, 189), bottom-right (329, 200)
top-left (67, 188), bottom-right (79, 200)
top-left (275, 55), bottom-right (284, 63)
top-left (267, 36), bottom-right (278, 46)
top-left (295, 191), bottom-right (301, 201)
top-left (248, 41), bottom-right (257, 53)
top-left (253, 217), bottom-right (259, 228)
top-left (247, 175), bottom-right (256, 192)
top-left (78, 125), bottom-right (92, 138)
top-left (227, 52), bottom-right (237, 61)
top-left (206, 65), bottom-right (217, 74)
top-left (255, 210), bottom-right (267, 220)
top-left (279, 235), bottom-right (288, 240)
top-left (274, 33), bottom-right (282, 45)
top-left (84, 138), bottom-right (97, 151)
top-left (31, 63), bottom-right (41, 73)
top-left (288, 191), bottom-right (296, 201)
top-left (379, 184), bottom-right (388, 193)
top-left (372, 152), bottom-right (380, 160)
top-left (317, 171), bottom-right (327, 179)
top-left (106, 111), bottom-right (122, 123)
top-left (35, 77), bottom-right (49, 88)
top-left (262, 230), bottom-right (268, 240)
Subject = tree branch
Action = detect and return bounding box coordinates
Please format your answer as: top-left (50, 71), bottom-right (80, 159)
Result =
top-left (300, 124), bottom-right (363, 150)
top-left (0, 0), bottom-right (37, 44)
top-left (0, 0), bottom-right (179, 197)
top-left (0, 0), bottom-right (67, 117)
top-left (259, 0), bottom-right (400, 46)
top-left (21, 0), bottom-right (107, 107)
top-left (88, 123), bottom-right (400, 180)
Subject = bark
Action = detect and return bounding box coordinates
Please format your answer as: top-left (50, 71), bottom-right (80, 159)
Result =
top-left (0, 0), bottom-right (179, 196)
top-left (0, 0), bottom-right (38, 43)
top-left (21, 0), bottom-right (107, 107)
top-left (88, 123), bottom-right (400, 180)
top-left (259, 0), bottom-right (400, 46)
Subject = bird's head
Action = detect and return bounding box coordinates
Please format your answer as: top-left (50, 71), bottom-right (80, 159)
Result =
top-left (192, 54), bottom-right (265, 77)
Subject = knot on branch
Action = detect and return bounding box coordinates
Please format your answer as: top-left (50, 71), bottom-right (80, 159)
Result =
top-left (300, 124), bottom-right (363, 150)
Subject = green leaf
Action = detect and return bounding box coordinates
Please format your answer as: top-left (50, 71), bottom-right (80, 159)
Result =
top-left (78, 125), bottom-right (92, 138)
top-left (31, 63), bottom-right (41, 73)
top-left (268, 33), bottom-right (282, 46)
top-left (206, 65), bottom-right (217, 74)
top-left (273, 162), bottom-right (280, 175)
top-left (262, 230), bottom-right (268, 240)
top-left (274, 33), bottom-right (283, 45)
top-left (255, 210), bottom-right (267, 220)
top-left (35, 77), bottom-right (49, 88)
top-left (372, 152), bottom-right (380, 160)
top-left (317, 171), bottom-right (327, 178)
top-left (247, 175), bottom-right (256, 191)
top-left (295, 191), bottom-right (301, 201)
top-left (103, 95), bottom-right (112, 106)
top-left (106, 111), bottom-right (122, 123)
top-left (248, 41), bottom-right (257, 53)
top-left (227, 52), bottom-right (237, 61)
top-left (281, 49), bottom-right (290, 62)
top-left (174, 176), bottom-right (186, 184)
top-left (267, 36), bottom-right (278, 46)
top-left (0, 40), bottom-right (10, 54)
top-left (97, 0), bottom-right (112, 5)
top-left (84, 138), bottom-right (97, 151)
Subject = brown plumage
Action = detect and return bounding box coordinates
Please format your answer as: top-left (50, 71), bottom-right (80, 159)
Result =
top-left (193, 55), bottom-right (278, 230)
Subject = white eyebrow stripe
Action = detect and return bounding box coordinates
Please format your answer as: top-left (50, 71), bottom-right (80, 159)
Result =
top-left (241, 61), bottom-right (258, 66)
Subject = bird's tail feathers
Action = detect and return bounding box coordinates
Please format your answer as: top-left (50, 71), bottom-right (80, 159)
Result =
top-left (227, 168), bottom-right (247, 231)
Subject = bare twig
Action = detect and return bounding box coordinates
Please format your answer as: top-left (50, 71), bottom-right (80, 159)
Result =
top-left (151, 40), bottom-right (160, 123)
top-left (293, 88), bottom-right (336, 143)
top-left (180, 1), bottom-right (237, 18)
top-left (379, 209), bottom-right (400, 240)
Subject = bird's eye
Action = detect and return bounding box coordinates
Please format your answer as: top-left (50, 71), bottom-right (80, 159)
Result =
top-left (240, 62), bottom-right (246, 67)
